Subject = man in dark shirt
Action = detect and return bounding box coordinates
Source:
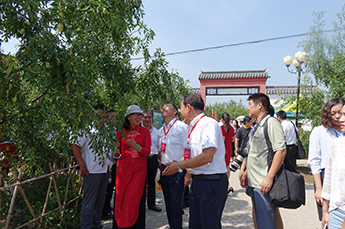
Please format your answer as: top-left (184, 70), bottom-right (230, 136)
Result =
top-left (234, 116), bottom-right (253, 155)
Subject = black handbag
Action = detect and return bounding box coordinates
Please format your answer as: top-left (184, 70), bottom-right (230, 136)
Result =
top-left (290, 121), bottom-right (306, 159)
top-left (264, 117), bottom-right (305, 209)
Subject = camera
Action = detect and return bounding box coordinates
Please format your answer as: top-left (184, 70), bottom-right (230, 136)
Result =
top-left (229, 148), bottom-right (248, 172)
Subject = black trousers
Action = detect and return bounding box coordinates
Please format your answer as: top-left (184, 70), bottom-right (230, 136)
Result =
top-left (314, 169), bottom-right (325, 221)
top-left (102, 164), bottom-right (117, 216)
top-left (284, 144), bottom-right (298, 171)
top-left (160, 165), bottom-right (186, 229)
top-left (189, 174), bottom-right (228, 229)
top-left (146, 155), bottom-right (159, 208)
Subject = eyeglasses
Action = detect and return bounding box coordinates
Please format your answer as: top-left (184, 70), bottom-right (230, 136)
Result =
top-left (131, 113), bottom-right (144, 118)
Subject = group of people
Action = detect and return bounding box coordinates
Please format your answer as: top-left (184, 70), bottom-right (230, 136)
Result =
top-left (71, 93), bottom-right (345, 229)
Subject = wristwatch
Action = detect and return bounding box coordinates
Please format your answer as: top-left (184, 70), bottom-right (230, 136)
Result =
top-left (177, 162), bottom-right (183, 173)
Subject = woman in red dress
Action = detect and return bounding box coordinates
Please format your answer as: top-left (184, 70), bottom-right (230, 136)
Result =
top-left (220, 112), bottom-right (235, 193)
top-left (113, 105), bottom-right (151, 229)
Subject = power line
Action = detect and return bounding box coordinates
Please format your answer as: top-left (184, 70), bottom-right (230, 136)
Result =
top-left (132, 29), bottom-right (339, 61)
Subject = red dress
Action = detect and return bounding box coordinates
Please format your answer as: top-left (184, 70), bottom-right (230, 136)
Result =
top-left (221, 125), bottom-right (235, 166)
top-left (115, 125), bottom-right (151, 228)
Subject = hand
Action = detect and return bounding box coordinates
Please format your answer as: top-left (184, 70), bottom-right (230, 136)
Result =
top-left (162, 160), bottom-right (178, 176)
top-left (315, 189), bottom-right (323, 205)
top-left (79, 164), bottom-right (89, 177)
top-left (261, 175), bottom-right (274, 194)
top-left (184, 172), bottom-right (191, 187)
top-left (239, 170), bottom-right (248, 188)
top-left (126, 138), bottom-right (137, 148)
top-left (322, 211), bottom-right (329, 229)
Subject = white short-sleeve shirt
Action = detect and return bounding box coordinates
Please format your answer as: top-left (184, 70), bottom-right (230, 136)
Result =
top-left (73, 128), bottom-right (112, 174)
top-left (187, 113), bottom-right (227, 175)
top-left (281, 120), bottom-right (298, 145)
top-left (158, 118), bottom-right (189, 164)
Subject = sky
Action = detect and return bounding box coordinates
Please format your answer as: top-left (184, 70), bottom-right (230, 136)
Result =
top-left (2, 1), bottom-right (344, 105)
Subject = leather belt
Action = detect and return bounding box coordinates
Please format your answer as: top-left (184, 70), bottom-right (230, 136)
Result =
top-left (191, 173), bottom-right (225, 181)
top-left (147, 154), bottom-right (158, 159)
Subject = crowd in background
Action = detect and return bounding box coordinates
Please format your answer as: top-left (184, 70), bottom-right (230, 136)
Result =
top-left (69, 93), bottom-right (345, 229)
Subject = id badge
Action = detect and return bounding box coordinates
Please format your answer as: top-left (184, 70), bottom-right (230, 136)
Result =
top-left (130, 148), bottom-right (140, 159)
top-left (160, 142), bottom-right (166, 153)
top-left (184, 147), bottom-right (191, 161)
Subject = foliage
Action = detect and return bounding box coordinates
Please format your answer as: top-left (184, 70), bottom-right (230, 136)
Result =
top-left (0, 0), bottom-right (190, 224)
top-left (133, 49), bottom-right (191, 111)
top-left (0, 0), bottom-right (190, 171)
top-left (283, 8), bottom-right (345, 128)
top-left (205, 100), bottom-right (248, 120)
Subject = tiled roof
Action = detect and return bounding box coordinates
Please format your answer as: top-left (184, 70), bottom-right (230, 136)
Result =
top-left (198, 69), bottom-right (269, 80)
top-left (192, 86), bottom-right (319, 95)
top-left (266, 86), bottom-right (319, 95)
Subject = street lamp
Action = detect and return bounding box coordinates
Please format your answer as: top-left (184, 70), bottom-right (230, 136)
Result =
top-left (283, 51), bottom-right (308, 126)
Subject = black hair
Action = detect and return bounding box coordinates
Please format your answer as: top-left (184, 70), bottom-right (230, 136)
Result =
top-left (107, 109), bottom-right (115, 113)
top-left (123, 116), bottom-right (131, 130)
top-left (243, 116), bottom-right (252, 124)
top-left (247, 93), bottom-right (274, 116)
top-left (143, 110), bottom-right (153, 117)
top-left (182, 93), bottom-right (204, 111)
top-left (221, 112), bottom-right (230, 132)
top-left (276, 110), bottom-right (287, 120)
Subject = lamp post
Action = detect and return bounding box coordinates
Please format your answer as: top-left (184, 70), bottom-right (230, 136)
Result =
top-left (283, 51), bottom-right (308, 126)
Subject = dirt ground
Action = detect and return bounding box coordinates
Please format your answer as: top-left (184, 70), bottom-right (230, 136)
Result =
top-left (296, 166), bottom-right (314, 185)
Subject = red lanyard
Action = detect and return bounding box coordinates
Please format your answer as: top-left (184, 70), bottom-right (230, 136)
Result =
top-left (187, 115), bottom-right (205, 143)
top-left (163, 119), bottom-right (177, 136)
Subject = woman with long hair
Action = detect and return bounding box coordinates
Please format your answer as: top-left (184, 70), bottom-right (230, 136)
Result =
top-left (113, 105), bottom-right (151, 229)
top-left (220, 112), bottom-right (235, 193)
top-left (308, 98), bottom-right (345, 222)
top-left (322, 103), bottom-right (345, 229)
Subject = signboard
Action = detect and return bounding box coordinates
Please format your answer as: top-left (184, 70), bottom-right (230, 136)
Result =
top-left (206, 87), bottom-right (260, 96)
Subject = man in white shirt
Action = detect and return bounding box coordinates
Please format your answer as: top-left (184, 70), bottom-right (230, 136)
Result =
top-left (158, 103), bottom-right (189, 229)
top-left (71, 104), bottom-right (112, 229)
top-left (163, 94), bottom-right (228, 229)
top-left (276, 110), bottom-right (300, 170)
top-left (142, 110), bottom-right (162, 212)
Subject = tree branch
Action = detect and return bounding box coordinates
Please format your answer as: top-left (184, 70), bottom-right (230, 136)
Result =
top-left (31, 89), bottom-right (49, 103)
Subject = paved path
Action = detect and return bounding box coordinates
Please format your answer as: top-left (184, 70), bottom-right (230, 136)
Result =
top-left (103, 159), bottom-right (321, 228)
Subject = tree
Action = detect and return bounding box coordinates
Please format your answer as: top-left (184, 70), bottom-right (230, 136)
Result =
top-left (0, 0), bottom-right (189, 174)
top-left (295, 8), bottom-right (345, 126)
top-left (205, 100), bottom-right (248, 121)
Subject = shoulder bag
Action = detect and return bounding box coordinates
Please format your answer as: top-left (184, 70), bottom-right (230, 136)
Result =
top-left (290, 121), bottom-right (306, 159)
top-left (264, 117), bottom-right (305, 209)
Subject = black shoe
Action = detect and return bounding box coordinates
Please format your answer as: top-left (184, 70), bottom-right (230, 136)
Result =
top-left (102, 212), bottom-right (113, 220)
top-left (148, 205), bottom-right (162, 212)
top-left (227, 187), bottom-right (234, 194)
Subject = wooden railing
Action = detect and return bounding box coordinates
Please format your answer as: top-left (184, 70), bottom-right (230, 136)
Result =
top-left (0, 164), bottom-right (82, 229)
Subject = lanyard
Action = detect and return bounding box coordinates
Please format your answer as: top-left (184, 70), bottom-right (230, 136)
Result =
top-left (334, 128), bottom-right (345, 138)
top-left (249, 113), bottom-right (269, 139)
top-left (127, 126), bottom-right (140, 140)
top-left (163, 119), bottom-right (177, 136)
top-left (187, 115), bottom-right (205, 144)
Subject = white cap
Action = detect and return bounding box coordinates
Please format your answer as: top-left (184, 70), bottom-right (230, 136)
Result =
top-left (126, 105), bottom-right (143, 116)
